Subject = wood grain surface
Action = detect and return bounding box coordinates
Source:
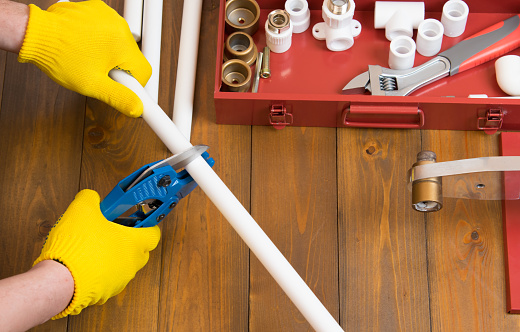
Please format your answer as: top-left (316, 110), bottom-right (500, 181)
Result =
top-left (0, 1), bottom-right (518, 332)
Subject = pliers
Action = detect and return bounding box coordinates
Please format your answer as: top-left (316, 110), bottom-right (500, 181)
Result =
top-left (100, 145), bottom-right (215, 228)
top-left (342, 14), bottom-right (520, 96)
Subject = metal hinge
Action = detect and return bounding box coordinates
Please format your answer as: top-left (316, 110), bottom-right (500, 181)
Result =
top-left (477, 109), bottom-right (503, 135)
top-left (269, 104), bottom-right (293, 130)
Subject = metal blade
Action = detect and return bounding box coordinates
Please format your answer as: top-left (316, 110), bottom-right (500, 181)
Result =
top-left (126, 145), bottom-right (209, 191)
top-left (341, 70), bottom-right (370, 94)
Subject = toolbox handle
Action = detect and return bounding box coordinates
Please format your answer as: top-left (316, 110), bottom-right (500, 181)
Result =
top-left (343, 105), bottom-right (424, 128)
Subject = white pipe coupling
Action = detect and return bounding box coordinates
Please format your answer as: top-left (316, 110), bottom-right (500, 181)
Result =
top-left (416, 18), bottom-right (444, 57)
top-left (285, 0), bottom-right (310, 33)
top-left (389, 35), bottom-right (416, 70)
top-left (265, 9), bottom-right (293, 53)
top-left (495, 55), bottom-right (520, 96)
top-left (441, 0), bottom-right (469, 37)
top-left (374, 1), bottom-right (424, 41)
top-left (312, 0), bottom-right (361, 52)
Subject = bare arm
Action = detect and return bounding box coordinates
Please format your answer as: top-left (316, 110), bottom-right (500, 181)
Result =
top-left (0, 0), bottom-right (29, 53)
top-left (0, 260), bottom-right (74, 331)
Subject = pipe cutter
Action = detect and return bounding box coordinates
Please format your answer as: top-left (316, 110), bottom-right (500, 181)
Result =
top-left (100, 145), bottom-right (214, 228)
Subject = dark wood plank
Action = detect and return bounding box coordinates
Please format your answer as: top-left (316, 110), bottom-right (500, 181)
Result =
top-left (158, 0), bottom-right (250, 331)
top-left (423, 131), bottom-right (520, 331)
top-left (0, 50), bottom-right (6, 108)
top-left (250, 126), bottom-right (339, 331)
top-left (337, 128), bottom-right (430, 331)
top-left (0, 43), bottom-right (85, 332)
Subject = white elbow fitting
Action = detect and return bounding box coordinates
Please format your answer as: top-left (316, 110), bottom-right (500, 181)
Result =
top-left (416, 18), bottom-right (444, 56)
top-left (312, 0), bottom-right (362, 52)
top-left (441, 0), bottom-right (469, 37)
top-left (495, 55), bottom-right (520, 96)
top-left (265, 9), bottom-right (293, 53)
top-left (389, 35), bottom-right (416, 69)
top-left (285, 0), bottom-right (311, 33)
top-left (374, 1), bottom-right (424, 41)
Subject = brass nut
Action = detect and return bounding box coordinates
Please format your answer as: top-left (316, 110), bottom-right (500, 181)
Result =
top-left (411, 151), bottom-right (443, 212)
top-left (225, 0), bottom-right (261, 35)
top-left (221, 59), bottom-right (252, 92)
top-left (326, 0), bottom-right (350, 15)
top-left (223, 32), bottom-right (258, 66)
top-left (267, 9), bottom-right (291, 34)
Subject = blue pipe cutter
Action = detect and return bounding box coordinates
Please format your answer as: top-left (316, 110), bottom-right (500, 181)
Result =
top-left (100, 145), bottom-right (214, 228)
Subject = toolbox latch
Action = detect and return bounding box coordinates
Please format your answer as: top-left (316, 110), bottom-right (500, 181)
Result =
top-left (269, 104), bottom-right (293, 130)
top-left (477, 109), bottom-right (503, 135)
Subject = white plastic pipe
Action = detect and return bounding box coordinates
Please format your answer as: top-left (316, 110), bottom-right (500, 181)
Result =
top-left (108, 70), bottom-right (344, 332)
top-left (416, 19), bottom-right (444, 57)
top-left (389, 35), bottom-right (416, 69)
top-left (374, 1), bottom-right (424, 41)
top-left (172, 0), bottom-right (203, 140)
top-left (495, 55), bottom-right (520, 96)
top-left (142, 0), bottom-right (164, 104)
top-left (124, 0), bottom-right (144, 42)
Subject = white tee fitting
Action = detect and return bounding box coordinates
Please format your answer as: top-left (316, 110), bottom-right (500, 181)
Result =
top-left (389, 35), bottom-right (416, 70)
top-left (495, 55), bottom-right (520, 96)
top-left (441, 0), bottom-right (469, 37)
top-left (265, 9), bottom-right (293, 53)
top-left (416, 18), bottom-right (444, 56)
top-left (312, 0), bottom-right (362, 52)
top-left (374, 1), bottom-right (424, 41)
top-left (285, 0), bottom-right (311, 33)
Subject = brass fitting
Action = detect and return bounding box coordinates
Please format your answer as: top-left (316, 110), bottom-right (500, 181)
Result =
top-left (267, 9), bottom-right (291, 34)
top-left (221, 59), bottom-right (252, 92)
top-left (225, 0), bottom-right (261, 35)
top-left (223, 32), bottom-right (258, 66)
top-left (327, 0), bottom-right (350, 15)
top-left (411, 151), bottom-right (443, 212)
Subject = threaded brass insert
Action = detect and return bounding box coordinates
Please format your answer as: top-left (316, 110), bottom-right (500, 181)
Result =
top-left (326, 0), bottom-right (350, 15)
top-left (267, 9), bottom-right (291, 34)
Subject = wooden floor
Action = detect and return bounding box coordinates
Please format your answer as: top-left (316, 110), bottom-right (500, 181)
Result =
top-left (1, 0), bottom-right (519, 331)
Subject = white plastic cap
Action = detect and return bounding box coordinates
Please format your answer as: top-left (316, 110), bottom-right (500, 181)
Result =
top-left (441, 0), bottom-right (469, 37)
top-left (389, 35), bottom-right (416, 70)
top-left (495, 55), bottom-right (520, 96)
top-left (285, 0), bottom-right (311, 33)
top-left (416, 19), bottom-right (444, 57)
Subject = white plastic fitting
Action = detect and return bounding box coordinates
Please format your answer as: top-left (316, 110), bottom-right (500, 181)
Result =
top-left (441, 0), bottom-right (469, 37)
top-left (312, 0), bottom-right (362, 52)
top-left (265, 9), bottom-right (293, 53)
top-left (374, 1), bottom-right (424, 41)
top-left (389, 35), bottom-right (416, 70)
top-left (285, 0), bottom-right (311, 33)
top-left (124, 0), bottom-right (143, 42)
top-left (416, 19), bottom-right (444, 57)
top-left (495, 55), bottom-right (520, 96)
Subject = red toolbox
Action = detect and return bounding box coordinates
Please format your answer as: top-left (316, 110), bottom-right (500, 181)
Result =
top-left (213, 0), bottom-right (520, 131)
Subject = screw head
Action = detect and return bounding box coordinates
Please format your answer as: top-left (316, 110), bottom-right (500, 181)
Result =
top-left (157, 175), bottom-right (172, 188)
top-left (156, 214), bottom-right (166, 222)
top-left (169, 202), bottom-right (178, 209)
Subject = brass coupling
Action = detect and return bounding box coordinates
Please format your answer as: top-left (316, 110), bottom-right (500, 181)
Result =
top-left (223, 32), bottom-right (258, 66)
top-left (267, 9), bottom-right (291, 34)
top-left (225, 0), bottom-right (261, 35)
top-left (327, 0), bottom-right (351, 15)
top-left (411, 151), bottom-right (443, 212)
top-left (221, 59), bottom-right (252, 92)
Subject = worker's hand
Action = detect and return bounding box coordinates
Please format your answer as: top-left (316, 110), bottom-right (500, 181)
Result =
top-left (18, 0), bottom-right (151, 117)
top-left (33, 189), bottom-right (161, 319)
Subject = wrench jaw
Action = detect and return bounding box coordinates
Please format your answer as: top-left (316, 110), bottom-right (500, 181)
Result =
top-left (342, 56), bottom-right (452, 96)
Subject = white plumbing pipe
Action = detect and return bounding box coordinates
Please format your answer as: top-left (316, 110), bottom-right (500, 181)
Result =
top-left (172, 0), bottom-right (203, 140)
top-left (495, 55), bottom-right (520, 96)
top-left (389, 35), bottom-right (416, 69)
top-left (142, 0), bottom-right (164, 104)
top-left (374, 1), bottom-right (424, 41)
top-left (108, 69), bottom-right (344, 332)
top-left (124, 0), bottom-right (144, 42)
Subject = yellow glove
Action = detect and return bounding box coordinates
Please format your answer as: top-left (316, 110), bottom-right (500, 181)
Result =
top-left (18, 0), bottom-right (151, 117)
top-left (33, 189), bottom-right (161, 319)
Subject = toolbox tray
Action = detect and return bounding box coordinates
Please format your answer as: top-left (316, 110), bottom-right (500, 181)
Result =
top-left (214, 0), bottom-right (520, 132)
